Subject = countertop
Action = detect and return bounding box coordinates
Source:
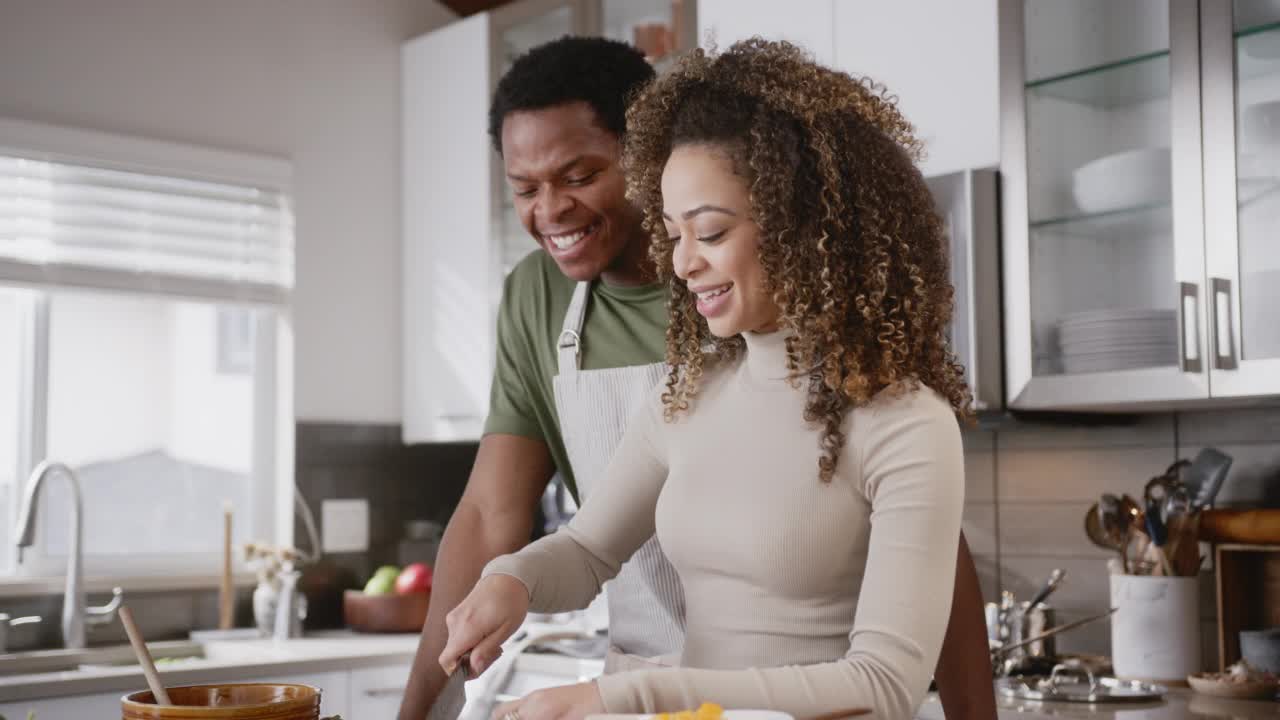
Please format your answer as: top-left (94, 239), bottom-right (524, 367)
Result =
top-left (6, 628), bottom-right (1278, 720)
top-left (0, 625), bottom-right (607, 705)
top-left (0, 631), bottom-right (423, 702)
top-left (916, 688), bottom-right (1280, 720)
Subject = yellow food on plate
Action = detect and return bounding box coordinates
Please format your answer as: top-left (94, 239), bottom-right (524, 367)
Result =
top-left (654, 702), bottom-right (724, 720)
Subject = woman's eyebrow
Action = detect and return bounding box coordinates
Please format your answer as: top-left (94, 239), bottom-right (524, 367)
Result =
top-left (662, 205), bottom-right (737, 221)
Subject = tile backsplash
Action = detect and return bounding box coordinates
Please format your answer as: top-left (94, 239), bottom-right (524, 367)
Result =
top-left (963, 404), bottom-right (1280, 664)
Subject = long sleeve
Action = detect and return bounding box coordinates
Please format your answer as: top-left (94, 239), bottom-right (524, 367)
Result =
top-left (482, 392), bottom-right (669, 613)
top-left (595, 387), bottom-right (965, 720)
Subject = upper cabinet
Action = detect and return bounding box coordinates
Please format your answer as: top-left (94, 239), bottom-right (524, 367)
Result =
top-left (697, 0), bottom-right (835, 65)
top-left (402, 0), bottom-right (696, 443)
top-left (1201, 1), bottom-right (1280, 398)
top-left (999, 0), bottom-right (1280, 411)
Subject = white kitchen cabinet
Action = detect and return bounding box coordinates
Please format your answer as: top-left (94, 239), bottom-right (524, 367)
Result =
top-left (348, 663), bottom-right (413, 718)
top-left (402, 0), bottom-right (695, 443)
top-left (0, 690), bottom-right (123, 718)
top-left (831, 0), bottom-right (1000, 177)
top-left (998, 0), bottom-right (1280, 410)
top-left (1199, 1), bottom-right (1280, 398)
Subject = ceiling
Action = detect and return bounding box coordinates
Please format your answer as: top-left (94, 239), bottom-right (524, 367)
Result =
top-left (439, 0), bottom-right (516, 15)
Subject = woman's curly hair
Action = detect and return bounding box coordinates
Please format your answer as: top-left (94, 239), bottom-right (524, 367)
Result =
top-left (623, 38), bottom-right (973, 482)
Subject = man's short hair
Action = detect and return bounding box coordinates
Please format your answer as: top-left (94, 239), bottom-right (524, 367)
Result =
top-left (488, 36), bottom-right (656, 154)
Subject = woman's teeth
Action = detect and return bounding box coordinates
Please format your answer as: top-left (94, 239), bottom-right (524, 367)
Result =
top-left (696, 285), bottom-right (731, 300)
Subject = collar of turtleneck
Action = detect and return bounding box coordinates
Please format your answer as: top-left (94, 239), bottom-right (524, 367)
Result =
top-left (739, 328), bottom-right (798, 386)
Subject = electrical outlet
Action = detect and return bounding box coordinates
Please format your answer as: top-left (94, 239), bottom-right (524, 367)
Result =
top-left (321, 498), bottom-right (369, 553)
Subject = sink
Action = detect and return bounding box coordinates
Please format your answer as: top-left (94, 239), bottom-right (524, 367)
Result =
top-left (0, 648), bottom-right (84, 676)
top-left (0, 640), bottom-right (205, 676)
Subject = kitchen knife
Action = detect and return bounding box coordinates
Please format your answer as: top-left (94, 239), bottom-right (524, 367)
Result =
top-left (429, 654), bottom-right (471, 720)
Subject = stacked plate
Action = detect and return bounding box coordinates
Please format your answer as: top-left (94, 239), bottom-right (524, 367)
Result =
top-left (1056, 309), bottom-right (1178, 374)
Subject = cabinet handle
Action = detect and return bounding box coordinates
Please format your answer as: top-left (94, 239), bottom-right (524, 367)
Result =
top-left (362, 687), bottom-right (407, 698)
top-left (1179, 282), bottom-right (1202, 373)
top-left (1210, 277), bottom-right (1238, 370)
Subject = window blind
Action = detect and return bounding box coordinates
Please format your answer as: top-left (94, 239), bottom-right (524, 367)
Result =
top-left (0, 152), bottom-right (294, 305)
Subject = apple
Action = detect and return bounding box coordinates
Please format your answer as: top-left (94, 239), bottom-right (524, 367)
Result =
top-left (363, 565), bottom-right (400, 595)
top-left (395, 562), bottom-right (433, 595)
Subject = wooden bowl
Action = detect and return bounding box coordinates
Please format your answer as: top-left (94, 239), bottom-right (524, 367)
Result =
top-left (343, 589), bottom-right (430, 632)
top-left (1187, 672), bottom-right (1278, 699)
top-left (121, 683), bottom-right (320, 719)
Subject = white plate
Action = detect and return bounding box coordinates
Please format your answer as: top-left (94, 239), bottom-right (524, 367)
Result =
top-left (1057, 308), bottom-right (1176, 325)
top-left (586, 707), bottom-right (788, 712)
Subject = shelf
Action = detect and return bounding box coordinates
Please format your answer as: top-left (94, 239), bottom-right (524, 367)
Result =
top-left (1030, 203), bottom-right (1171, 242)
top-left (1236, 20), bottom-right (1280, 40)
top-left (1238, 23), bottom-right (1280, 80)
top-left (1026, 51), bottom-right (1170, 108)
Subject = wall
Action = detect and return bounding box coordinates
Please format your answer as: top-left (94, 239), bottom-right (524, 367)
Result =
top-left (0, 0), bottom-right (457, 425)
top-left (965, 406), bottom-right (1280, 663)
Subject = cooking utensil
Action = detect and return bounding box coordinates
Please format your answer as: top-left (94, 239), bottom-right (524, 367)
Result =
top-left (428, 653), bottom-right (471, 720)
top-left (1028, 568), bottom-right (1066, 609)
top-left (1144, 497), bottom-right (1175, 576)
top-left (1090, 497), bottom-right (1131, 568)
top-left (119, 605), bottom-right (172, 706)
top-left (991, 607), bottom-right (1118, 658)
top-left (997, 663), bottom-right (1166, 703)
top-left (1186, 448), bottom-right (1233, 510)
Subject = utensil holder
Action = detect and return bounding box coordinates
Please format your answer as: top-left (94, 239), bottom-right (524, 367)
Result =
top-left (1110, 574), bottom-right (1201, 683)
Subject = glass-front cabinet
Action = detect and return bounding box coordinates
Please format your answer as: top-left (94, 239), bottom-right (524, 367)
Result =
top-left (999, 0), bottom-right (1280, 410)
top-left (1201, 1), bottom-right (1280, 397)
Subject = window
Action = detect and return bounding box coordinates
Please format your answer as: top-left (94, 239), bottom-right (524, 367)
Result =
top-left (0, 289), bottom-right (24, 572)
top-left (0, 118), bottom-right (294, 580)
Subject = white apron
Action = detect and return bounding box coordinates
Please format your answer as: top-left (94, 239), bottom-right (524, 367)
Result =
top-left (551, 280), bottom-right (686, 672)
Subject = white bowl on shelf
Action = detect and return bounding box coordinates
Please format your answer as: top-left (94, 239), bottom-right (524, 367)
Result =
top-left (1244, 99), bottom-right (1280, 148)
top-left (1243, 269), bottom-right (1280, 358)
top-left (1071, 147), bottom-right (1172, 215)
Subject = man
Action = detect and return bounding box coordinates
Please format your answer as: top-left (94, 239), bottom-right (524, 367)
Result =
top-left (399, 36), bottom-right (995, 720)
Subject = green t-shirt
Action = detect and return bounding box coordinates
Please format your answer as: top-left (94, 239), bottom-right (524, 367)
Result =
top-left (484, 250), bottom-right (668, 500)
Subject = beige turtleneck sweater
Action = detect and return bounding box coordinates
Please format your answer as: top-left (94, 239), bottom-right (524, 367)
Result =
top-left (483, 330), bottom-right (965, 720)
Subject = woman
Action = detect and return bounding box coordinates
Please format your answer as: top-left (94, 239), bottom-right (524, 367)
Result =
top-left (440, 38), bottom-right (973, 720)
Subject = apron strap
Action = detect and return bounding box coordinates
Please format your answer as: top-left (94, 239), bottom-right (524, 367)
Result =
top-left (558, 280), bottom-right (591, 375)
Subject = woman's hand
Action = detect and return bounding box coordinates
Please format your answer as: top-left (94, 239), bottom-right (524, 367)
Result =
top-left (490, 682), bottom-right (605, 720)
top-left (439, 573), bottom-right (531, 676)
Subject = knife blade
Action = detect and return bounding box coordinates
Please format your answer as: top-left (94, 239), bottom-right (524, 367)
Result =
top-left (428, 654), bottom-right (471, 720)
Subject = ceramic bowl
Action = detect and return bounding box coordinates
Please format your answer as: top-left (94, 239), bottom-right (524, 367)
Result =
top-left (1071, 147), bottom-right (1171, 214)
top-left (1241, 628), bottom-right (1280, 674)
top-left (1243, 100), bottom-right (1280, 149)
top-left (343, 589), bottom-right (430, 632)
top-left (1187, 672), bottom-right (1278, 699)
top-left (121, 683), bottom-right (321, 719)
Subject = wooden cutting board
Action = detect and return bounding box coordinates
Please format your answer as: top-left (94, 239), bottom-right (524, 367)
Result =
top-left (1201, 509), bottom-right (1280, 545)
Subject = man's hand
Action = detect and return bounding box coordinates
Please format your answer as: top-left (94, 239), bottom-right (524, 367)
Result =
top-left (439, 574), bottom-right (531, 676)
top-left (397, 434), bottom-right (555, 720)
top-left (489, 682), bottom-right (605, 720)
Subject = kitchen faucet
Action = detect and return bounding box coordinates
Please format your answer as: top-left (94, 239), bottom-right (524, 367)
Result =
top-left (13, 460), bottom-right (123, 649)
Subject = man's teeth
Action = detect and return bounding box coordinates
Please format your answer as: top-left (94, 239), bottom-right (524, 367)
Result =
top-left (547, 227), bottom-right (590, 250)
top-left (696, 285), bottom-right (731, 301)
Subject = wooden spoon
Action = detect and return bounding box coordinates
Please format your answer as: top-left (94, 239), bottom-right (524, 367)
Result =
top-left (119, 606), bottom-right (172, 705)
